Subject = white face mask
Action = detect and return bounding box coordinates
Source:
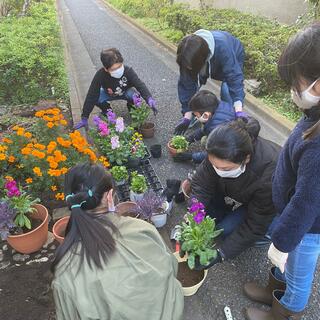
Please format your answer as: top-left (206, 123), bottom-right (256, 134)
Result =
top-left (110, 65), bottom-right (124, 79)
top-left (291, 79), bottom-right (320, 110)
top-left (197, 113), bottom-right (209, 124)
top-left (212, 163), bottom-right (246, 178)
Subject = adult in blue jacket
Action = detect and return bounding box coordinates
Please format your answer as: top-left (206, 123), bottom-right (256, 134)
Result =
top-left (174, 29), bottom-right (245, 135)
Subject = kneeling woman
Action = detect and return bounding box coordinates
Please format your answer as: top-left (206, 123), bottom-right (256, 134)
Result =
top-left (191, 118), bottom-right (281, 263)
top-left (51, 163), bottom-right (184, 320)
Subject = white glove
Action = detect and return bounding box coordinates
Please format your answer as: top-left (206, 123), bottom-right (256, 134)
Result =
top-left (268, 243), bottom-right (288, 273)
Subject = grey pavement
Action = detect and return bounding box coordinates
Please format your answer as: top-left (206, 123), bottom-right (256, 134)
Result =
top-left (57, 0), bottom-right (319, 318)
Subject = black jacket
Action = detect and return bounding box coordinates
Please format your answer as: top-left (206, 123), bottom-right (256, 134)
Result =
top-left (82, 66), bottom-right (152, 118)
top-left (191, 137), bottom-right (281, 259)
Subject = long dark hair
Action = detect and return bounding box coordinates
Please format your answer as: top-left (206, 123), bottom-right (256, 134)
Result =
top-left (206, 118), bottom-right (260, 164)
top-left (278, 23), bottom-right (320, 140)
top-left (51, 163), bottom-right (118, 273)
top-left (177, 34), bottom-right (209, 79)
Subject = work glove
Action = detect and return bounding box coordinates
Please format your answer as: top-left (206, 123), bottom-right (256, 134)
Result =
top-left (174, 117), bottom-right (191, 135)
top-left (147, 97), bottom-right (158, 116)
top-left (173, 152), bottom-right (193, 162)
top-left (235, 111), bottom-right (248, 119)
top-left (132, 93), bottom-right (142, 107)
top-left (268, 243), bottom-right (288, 273)
top-left (73, 118), bottom-right (88, 130)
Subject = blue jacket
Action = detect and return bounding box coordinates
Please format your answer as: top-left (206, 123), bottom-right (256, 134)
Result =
top-left (190, 100), bottom-right (236, 142)
top-left (272, 110), bottom-right (320, 253)
top-left (178, 30), bottom-right (245, 114)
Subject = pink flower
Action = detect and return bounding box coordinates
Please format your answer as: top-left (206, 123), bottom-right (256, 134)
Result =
top-left (98, 121), bottom-right (110, 136)
top-left (193, 212), bottom-right (205, 224)
top-left (115, 117), bottom-right (125, 133)
top-left (111, 136), bottom-right (120, 149)
top-left (5, 180), bottom-right (21, 198)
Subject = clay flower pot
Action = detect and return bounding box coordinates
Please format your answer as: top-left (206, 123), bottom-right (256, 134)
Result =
top-left (53, 216), bottom-right (70, 244)
top-left (115, 201), bottom-right (139, 218)
top-left (140, 122), bottom-right (155, 138)
top-left (7, 204), bottom-right (49, 254)
top-left (167, 142), bottom-right (187, 157)
top-left (174, 252), bottom-right (208, 296)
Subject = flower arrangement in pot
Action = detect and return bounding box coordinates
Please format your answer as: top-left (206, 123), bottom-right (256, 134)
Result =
top-left (175, 198), bottom-right (223, 296)
top-left (130, 98), bottom-right (155, 138)
top-left (129, 171), bottom-right (148, 202)
top-left (168, 135), bottom-right (189, 156)
top-left (127, 132), bottom-right (147, 168)
top-left (110, 166), bottom-right (129, 186)
top-left (0, 178), bottom-right (49, 254)
top-left (134, 190), bottom-right (168, 228)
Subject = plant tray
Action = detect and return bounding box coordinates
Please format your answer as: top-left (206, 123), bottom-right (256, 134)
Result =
top-left (116, 160), bottom-right (163, 202)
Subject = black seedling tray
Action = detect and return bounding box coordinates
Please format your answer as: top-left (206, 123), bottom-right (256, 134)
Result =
top-left (116, 159), bottom-right (163, 202)
top-left (142, 146), bottom-right (151, 160)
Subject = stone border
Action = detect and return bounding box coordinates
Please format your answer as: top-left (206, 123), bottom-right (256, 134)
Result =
top-left (103, 0), bottom-right (295, 138)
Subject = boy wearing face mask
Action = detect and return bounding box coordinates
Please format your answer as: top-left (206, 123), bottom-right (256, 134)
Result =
top-left (174, 90), bottom-right (236, 163)
top-left (74, 48), bottom-right (157, 129)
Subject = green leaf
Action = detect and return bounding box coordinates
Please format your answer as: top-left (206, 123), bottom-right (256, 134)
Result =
top-left (199, 251), bottom-right (208, 266)
top-left (24, 216), bottom-right (32, 229)
top-left (187, 253), bottom-right (195, 270)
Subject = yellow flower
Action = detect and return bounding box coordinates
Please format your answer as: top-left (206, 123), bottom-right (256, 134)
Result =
top-left (55, 192), bottom-right (65, 201)
top-left (24, 132), bottom-right (32, 139)
top-left (25, 178), bottom-right (33, 184)
top-left (47, 122), bottom-right (54, 128)
top-left (33, 167), bottom-right (42, 177)
top-left (0, 153), bottom-right (6, 161)
top-left (16, 128), bottom-right (25, 136)
top-left (8, 155), bottom-right (15, 163)
top-left (60, 120), bottom-right (67, 126)
top-left (5, 176), bottom-right (13, 181)
top-left (0, 145), bottom-right (8, 152)
top-left (16, 164), bottom-right (24, 169)
top-left (51, 185), bottom-right (57, 191)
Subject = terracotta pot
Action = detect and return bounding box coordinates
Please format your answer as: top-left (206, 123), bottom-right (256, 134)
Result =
top-left (140, 122), bottom-right (155, 138)
top-left (181, 179), bottom-right (191, 200)
top-left (115, 201), bottom-right (139, 218)
top-left (53, 216), bottom-right (70, 244)
top-left (174, 252), bottom-right (208, 296)
top-left (167, 142), bottom-right (187, 157)
top-left (7, 204), bottom-right (49, 254)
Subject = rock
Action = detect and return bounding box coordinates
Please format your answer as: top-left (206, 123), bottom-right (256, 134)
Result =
top-left (244, 79), bottom-right (262, 95)
top-left (0, 261), bottom-right (10, 270)
top-left (26, 257), bottom-right (49, 265)
top-left (2, 244), bottom-right (8, 251)
top-left (43, 232), bottom-right (55, 249)
top-left (52, 207), bottom-right (70, 221)
top-left (12, 254), bottom-right (30, 262)
top-left (34, 99), bottom-right (57, 111)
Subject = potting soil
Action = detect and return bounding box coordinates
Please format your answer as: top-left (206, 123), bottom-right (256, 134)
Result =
top-left (177, 261), bottom-right (205, 287)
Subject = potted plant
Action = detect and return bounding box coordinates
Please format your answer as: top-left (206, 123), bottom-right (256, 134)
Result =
top-left (0, 179), bottom-right (48, 254)
top-left (168, 135), bottom-right (189, 156)
top-left (130, 102), bottom-right (155, 138)
top-left (176, 198), bottom-right (223, 296)
top-left (110, 166), bottom-right (129, 186)
top-left (52, 215), bottom-right (70, 244)
top-left (129, 171), bottom-right (148, 202)
top-left (134, 191), bottom-right (168, 228)
top-left (127, 132), bottom-right (147, 168)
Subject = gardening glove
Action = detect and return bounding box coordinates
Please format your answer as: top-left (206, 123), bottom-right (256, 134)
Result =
top-left (235, 111), bottom-right (248, 119)
top-left (132, 93), bottom-right (142, 106)
top-left (194, 248), bottom-right (224, 271)
top-left (73, 118), bottom-right (88, 130)
top-left (174, 117), bottom-right (191, 135)
top-left (268, 243), bottom-right (288, 273)
top-left (147, 97), bottom-right (158, 116)
top-left (173, 152), bottom-right (193, 162)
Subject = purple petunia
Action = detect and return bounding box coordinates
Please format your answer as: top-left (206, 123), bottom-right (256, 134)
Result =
top-left (132, 93), bottom-right (142, 107)
top-left (107, 109), bottom-right (117, 124)
top-left (115, 117), bottom-right (125, 133)
top-left (111, 136), bottom-right (120, 149)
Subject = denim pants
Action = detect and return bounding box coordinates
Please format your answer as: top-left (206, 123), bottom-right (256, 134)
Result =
top-left (274, 233), bottom-right (320, 312)
top-left (97, 87), bottom-right (137, 111)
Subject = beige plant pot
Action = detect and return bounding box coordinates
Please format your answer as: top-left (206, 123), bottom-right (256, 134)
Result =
top-left (174, 252), bottom-right (208, 297)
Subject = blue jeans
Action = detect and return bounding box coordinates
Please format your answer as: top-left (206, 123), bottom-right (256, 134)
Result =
top-left (274, 233), bottom-right (320, 312)
top-left (192, 151), bottom-right (207, 164)
top-left (98, 87), bottom-right (137, 107)
top-left (220, 82), bottom-right (233, 105)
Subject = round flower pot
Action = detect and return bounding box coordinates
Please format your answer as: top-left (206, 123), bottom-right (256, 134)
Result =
top-left (115, 179), bottom-right (126, 187)
top-left (115, 201), bottom-right (139, 218)
top-left (7, 204), bottom-right (49, 254)
top-left (150, 201), bottom-right (169, 228)
top-left (127, 157), bottom-right (141, 169)
top-left (140, 122), bottom-right (155, 138)
top-left (181, 179), bottom-right (191, 200)
top-left (130, 190), bottom-right (145, 202)
top-left (167, 142), bottom-right (187, 157)
top-left (150, 144), bottom-right (162, 158)
top-left (174, 252), bottom-right (208, 297)
top-left (53, 216), bottom-right (70, 244)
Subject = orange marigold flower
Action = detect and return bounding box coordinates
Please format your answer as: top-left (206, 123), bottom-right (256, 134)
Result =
top-left (26, 143), bottom-right (33, 148)
top-left (60, 120), bottom-right (67, 126)
top-left (12, 125), bottom-right (19, 131)
top-left (35, 110), bottom-right (45, 117)
top-left (33, 167), bottom-right (42, 177)
top-left (5, 175), bottom-right (13, 181)
top-left (51, 185), bottom-right (57, 191)
top-left (16, 128), bottom-right (25, 136)
top-left (55, 192), bottom-right (65, 201)
top-left (31, 150), bottom-right (45, 159)
top-left (49, 161), bottom-right (58, 169)
top-left (8, 155), bottom-right (15, 163)
top-left (0, 153), bottom-right (7, 160)
top-left (60, 167), bottom-right (68, 174)
top-left (48, 169), bottom-right (61, 177)
top-left (2, 138), bottom-right (13, 144)
top-left (47, 122), bottom-right (54, 128)
top-left (25, 178), bottom-right (33, 184)
top-left (24, 132), bottom-right (32, 139)
top-left (21, 147), bottom-right (32, 155)
top-left (0, 145), bottom-right (8, 152)
top-left (34, 143), bottom-right (46, 150)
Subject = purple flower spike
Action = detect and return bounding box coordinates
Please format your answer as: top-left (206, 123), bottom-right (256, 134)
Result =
top-left (193, 212), bottom-right (205, 224)
top-left (107, 109), bottom-right (117, 124)
top-left (111, 136), bottom-right (120, 149)
top-left (132, 93), bottom-right (142, 107)
top-left (115, 117), bottom-right (125, 133)
top-left (93, 115), bottom-right (101, 127)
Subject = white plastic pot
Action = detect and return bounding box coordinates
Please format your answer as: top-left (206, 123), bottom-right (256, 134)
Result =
top-left (150, 201), bottom-right (169, 228)
top-left (129, 190), bottom-right (144, 202)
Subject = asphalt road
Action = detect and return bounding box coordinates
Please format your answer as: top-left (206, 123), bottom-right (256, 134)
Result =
top-left (61, 0), bottom-right (320, 318)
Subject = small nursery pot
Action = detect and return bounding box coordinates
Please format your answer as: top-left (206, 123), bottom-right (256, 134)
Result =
top-left (174, 252), bottom-right (208, 297)
top-left (181, 179), bottom-right (191, 200)
top-left (130, 190), bottom-right (145, 202)
top-left (140, 122), bottom-right (155, 138)
top-left (150, 144), bottom-right (162, 158)
top-left (150, 201), bottom-right (169, 228)
top-left (115, 201), bottom-right (139, 218)
top-left (53, 216), bottom-right (70, 244)
top-left (127, 157), bottom-right (141, 169)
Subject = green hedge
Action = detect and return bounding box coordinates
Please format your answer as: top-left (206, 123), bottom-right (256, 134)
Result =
top-left (0, 0), bottom-right (68, 105)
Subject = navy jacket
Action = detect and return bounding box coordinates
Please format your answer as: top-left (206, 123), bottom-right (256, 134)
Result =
top-left (272, 109), bottom-right (320, 253)
top-left (189, 100), bottom-right (236, 142)
top-left (178, 31), bottom-right (245, 114)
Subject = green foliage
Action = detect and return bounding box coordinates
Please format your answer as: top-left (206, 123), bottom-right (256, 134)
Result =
top-left (0, 0), bottom-right (24, 17)
top-left (0, 0), bottom-right (68, 105)
top-left (130, 171), bottom-right (147, 194)
top-left (170, 135), bottom-right (189, 151)
top-left (129, 103), bottom-right (151, 128)
top-left (110, 166), bottom-right (128, 182)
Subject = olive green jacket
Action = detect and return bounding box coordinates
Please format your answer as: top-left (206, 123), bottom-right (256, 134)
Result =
top-left (52, 214), bottom-right (184, 320)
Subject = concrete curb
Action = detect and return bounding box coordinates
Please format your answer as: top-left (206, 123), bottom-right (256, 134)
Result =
top-left (103, 1), bottom-right (295, 137)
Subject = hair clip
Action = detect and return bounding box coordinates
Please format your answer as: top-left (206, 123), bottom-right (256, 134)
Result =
top-left (88, 189), bottom-right (93, 197)
top-left (65, 193), bottom-right (74, 201)
top-left (71, 200), bottom-right (86, 209)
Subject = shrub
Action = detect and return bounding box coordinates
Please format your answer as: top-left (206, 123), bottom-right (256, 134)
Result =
top-left (130, 171), bottom-right (147, 194)
top-left (0, 0), bottom-right (68, 105)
